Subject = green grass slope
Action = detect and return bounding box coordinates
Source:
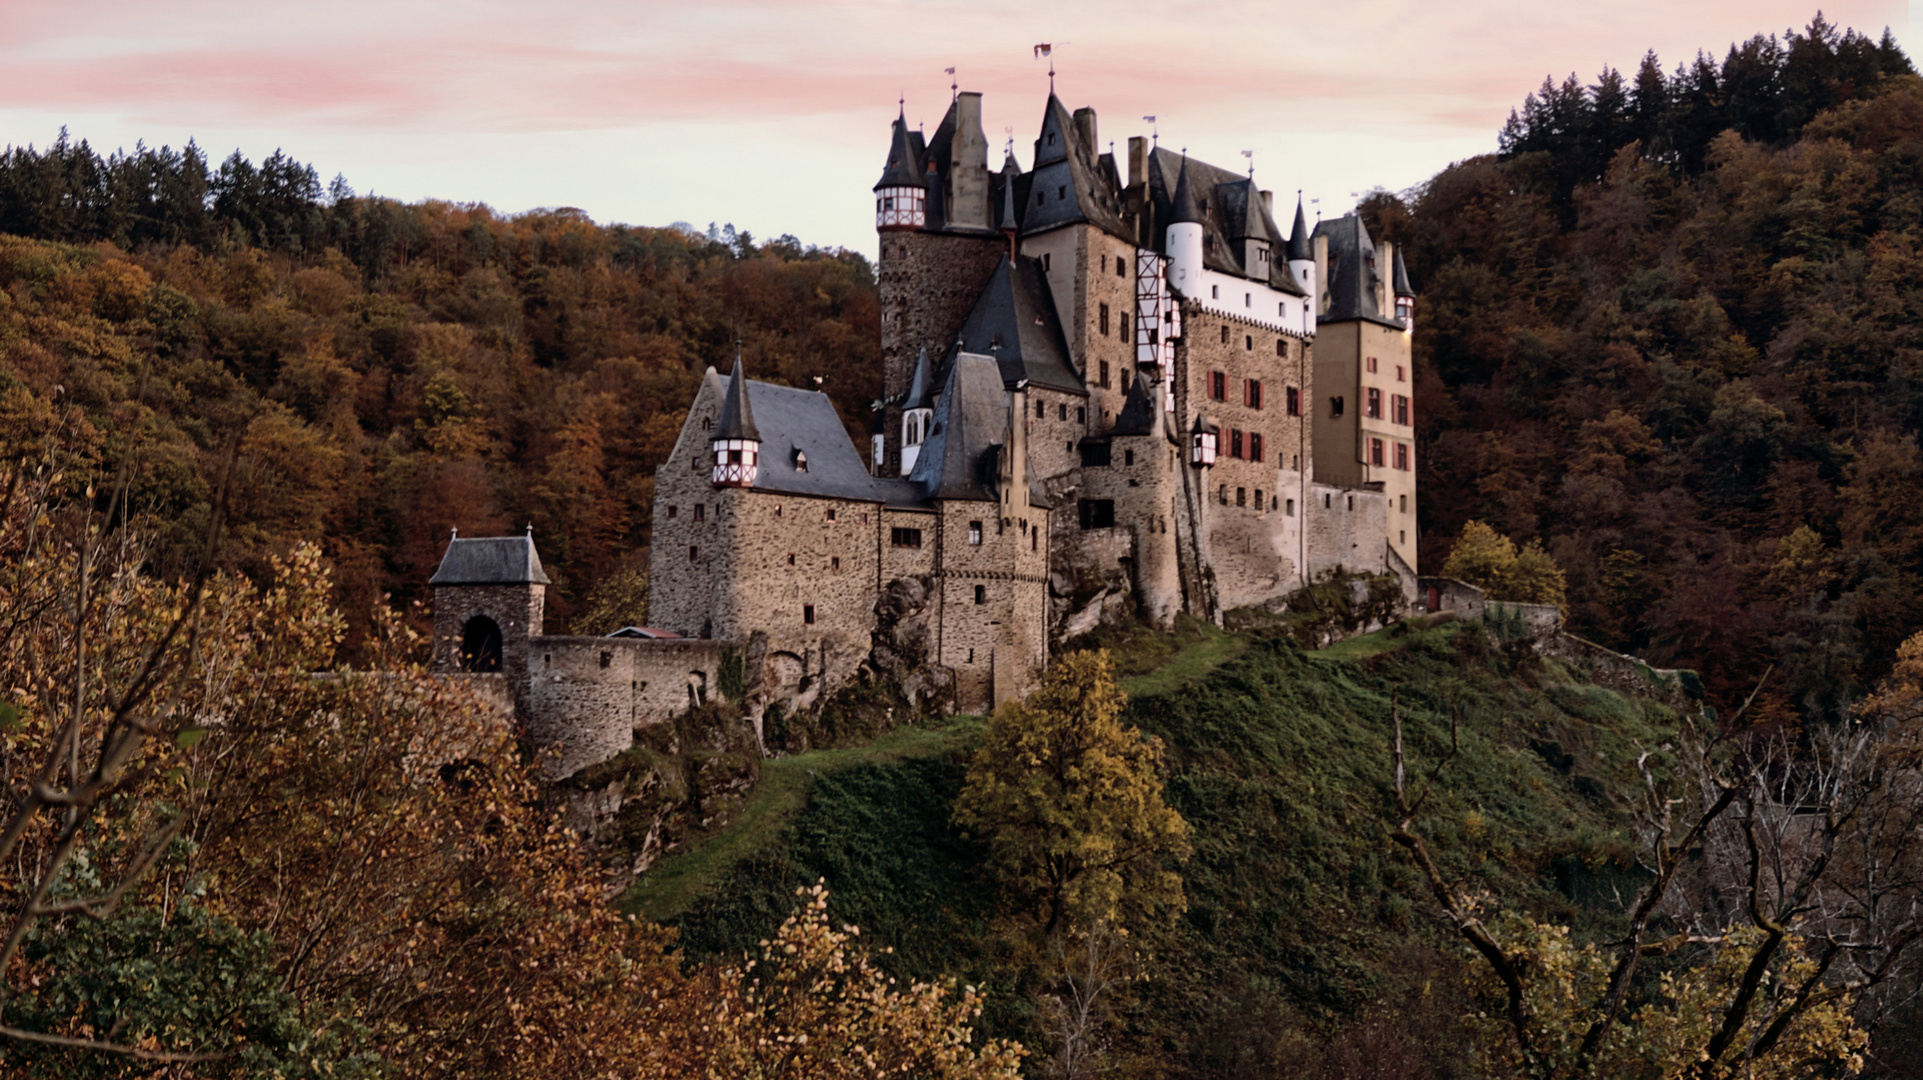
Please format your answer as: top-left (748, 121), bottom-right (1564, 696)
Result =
top-left (622, 620), bottom-right (1693, 1075)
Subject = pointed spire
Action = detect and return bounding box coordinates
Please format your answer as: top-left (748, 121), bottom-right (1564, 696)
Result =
top-left (1170, 155), bottom-right (1204, 225)
top-left (873, 108), bottom-right (926, 191)
top-left (906, 346), bottom-right (936, 409)
top-left (716, 354), bottom-right (760, 441)
top-left (1392, 245), bottom-right (1414, 297)
top-left (1111, 370), bottom-right (1161, 436)
top-left (1287, 192), bottom-right (1312, 262)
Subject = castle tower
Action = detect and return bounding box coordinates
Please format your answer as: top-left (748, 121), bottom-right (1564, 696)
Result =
top-left (874, 108), bottom-right (927, 231)
top-left (1287, 194), bottom-right (1315, 306)
top-left (1392, 246), bottom-right (1415, 330)
top-left (874, 97), bottom-right (1008, 479)
top-left (1165, 157), bottom-right (1205, 295)
top-left (711, 355), bottom-right (761, 487)
top-left (899, 346), bottom-right (936, 476)
top-left (429, 529), bottom-right (549, 679)
top-left (1311, 214), bottom-right (1418, 576)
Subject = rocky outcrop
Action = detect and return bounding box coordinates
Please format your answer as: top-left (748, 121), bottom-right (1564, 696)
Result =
top-left (864, 574), bottom-right (956, 710)
top-left (556, 704), bottom-right (760, 892)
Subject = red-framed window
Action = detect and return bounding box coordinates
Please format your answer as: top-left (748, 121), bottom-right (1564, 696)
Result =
top-left (1370, 438), bottom-right (1385, 467)
top-left (1394, 442), bottom-right (1410, 470)
top-left (1210, 371), bottom-right (1227, 401)
top-left (1244, 379), bottom-right (1264, 410)
top-left (1394, 394), bottom-right (1410, 425)
top-left (1366, 388), bottom-right (1383, 419)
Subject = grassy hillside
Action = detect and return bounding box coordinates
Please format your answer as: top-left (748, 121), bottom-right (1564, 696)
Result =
top-left (622, 618), bottom-right (1695, 1076)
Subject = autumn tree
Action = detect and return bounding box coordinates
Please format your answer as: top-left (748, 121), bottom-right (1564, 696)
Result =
top-left (1387, 678), bottom-right (1923, 1079)
top-left (1441, 520), bottom-right (1568, 607)
top-left (953, 651), bottom-right (1191, 939)
top-left (698, 882), bottom-right (1024, 1079)
top-left (952, 651), bottom-right (1190, 1079)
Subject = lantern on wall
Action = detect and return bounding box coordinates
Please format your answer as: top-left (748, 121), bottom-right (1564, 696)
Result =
top-left (1190, 416), bottom-right (1218, 467)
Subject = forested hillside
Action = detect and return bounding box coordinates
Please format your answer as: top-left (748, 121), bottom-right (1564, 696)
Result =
top-left (0, 141), bottom-right (878, 649)
top-left (1376, 15), bottom-right (1922, 713)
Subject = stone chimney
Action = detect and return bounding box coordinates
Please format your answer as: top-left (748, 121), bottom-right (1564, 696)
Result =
top-left (947, 92), bottom-right (990, 230)
top-left (1128, 136), bottom-right (1147, 188)
top-left (1073, 107), bottom-right (1097, 153)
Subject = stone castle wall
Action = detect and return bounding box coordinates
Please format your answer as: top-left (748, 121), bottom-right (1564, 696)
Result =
top-left (522, 637), bottom-right (727, 779)
top-left (932, 499), bottom-right (1049, 712)
top-left (1171, 305), bottom-right (1313, 610)
top-left (1304, 481), bottom-right (1389, 580)
top-left (650, 372), bottom-right (727, 638)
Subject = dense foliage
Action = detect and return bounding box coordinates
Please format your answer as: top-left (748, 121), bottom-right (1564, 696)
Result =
top-left (657, 624), bottom-right (1718, 1076)
top-left (1387, 17), bottom-right (1923, 715)
top-left (0, 467), bottom-right (1021, 1076)
top-left (0, 158), bottom-right (878, 651)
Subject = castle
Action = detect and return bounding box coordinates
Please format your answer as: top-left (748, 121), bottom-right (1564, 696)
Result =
top-left (428, 87), bottom-right (1418, 778)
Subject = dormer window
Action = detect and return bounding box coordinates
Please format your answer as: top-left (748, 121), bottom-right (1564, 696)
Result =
top-left (793, 449), bottom-right (808, 472)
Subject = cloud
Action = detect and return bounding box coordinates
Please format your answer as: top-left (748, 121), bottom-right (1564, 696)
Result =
top-left (0, 0), bottom-right (1906, 247)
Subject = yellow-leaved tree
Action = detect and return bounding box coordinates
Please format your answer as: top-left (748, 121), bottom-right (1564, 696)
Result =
top-left (698, 882), bottom-right (1024, 1079)
top-left (952, 650), bottom-right (1191, 939)
top-left (952, 651), bottom-right (1191, 1080)
top-left (1442, 519), bottom-right (1568, 607)
top-left (0, 438), bottom-right (1020, 1078)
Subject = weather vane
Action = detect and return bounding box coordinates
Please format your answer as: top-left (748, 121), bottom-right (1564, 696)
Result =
top-left (1242, 149), bottom-right (1253, 177)
top-left (1033, 42), bottom-right (1069, 92)
top-left (1144, 115), bottom-right (1158, 149)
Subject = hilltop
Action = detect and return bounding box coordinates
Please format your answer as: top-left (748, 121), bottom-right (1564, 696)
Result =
top-left (615, 616), bottom-right (1703, 1075)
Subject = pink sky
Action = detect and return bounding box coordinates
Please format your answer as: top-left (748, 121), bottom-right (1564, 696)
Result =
top-left (0, 1), bottom-right (1910, 252)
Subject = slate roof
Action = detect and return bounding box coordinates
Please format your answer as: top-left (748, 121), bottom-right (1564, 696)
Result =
top-left (945, 254), bottom-right (1085, 396)
top-left (1392, 245), bottom-right (1414, 297)
top-left (1313, 213), bottom-right (1403, 328)
top-left (904, 346), bottom-right (937, 410)
top-left (873, 111), bottom-right (925, 190)
top-left (1020, 95), bottom-right (1132, 242)
top-left (715, 355), bottom-right (760, 440)
top-left (430, 534), bottom-right (552, 586)
top-left (1169, 157), bottom-right (1204, 225)
top-left (1145, 147), bottom-right (1304, 295)
top-left (905, 353), bottom-right (1044, 508)
top-left (1221, 177), bottom-right (1268, 241)
top-left (1287, 195), bottom-right (1312, 262)
top-left (908, 353), bottom-right (1000, 501)
top-left (709, 372), bottom-right (882, 501)
top-left (1110, 370), bottom-right (1163, 437)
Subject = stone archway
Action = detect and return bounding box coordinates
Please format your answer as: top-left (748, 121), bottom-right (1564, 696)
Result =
top-left (461, 615), bottom-right (504, 672)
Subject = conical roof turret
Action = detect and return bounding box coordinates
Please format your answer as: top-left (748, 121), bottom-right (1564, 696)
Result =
top-left (998, 152), bottom-right (1020, 232)
top-left (905, 346), bottom-right (936, 409)
top-left (716, 354), bottom-right (760, 441)
top-left (873, 109), bottom-right (926, 190)
top-left (1392, 245), bottom-right (1414, 297)
top-left (1170, 156), bottom-right (1205, 225)
top-left (1287, 194), bottom-right (1312, 261)
top-left (1111, 370), bottom-right (1162, 437)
